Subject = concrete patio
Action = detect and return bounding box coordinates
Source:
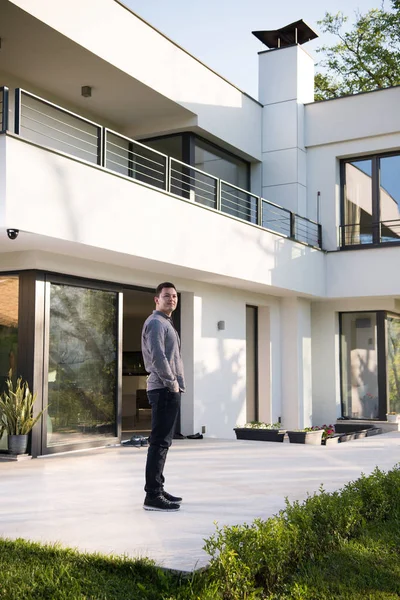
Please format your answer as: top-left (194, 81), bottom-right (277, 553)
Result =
top-left (1, 433), bottom-right (400, 572)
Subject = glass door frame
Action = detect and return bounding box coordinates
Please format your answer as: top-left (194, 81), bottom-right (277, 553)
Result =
top-left (339, 310), bottom-right (396, 421)
top-left (37, 273), bottom-right (123, 456)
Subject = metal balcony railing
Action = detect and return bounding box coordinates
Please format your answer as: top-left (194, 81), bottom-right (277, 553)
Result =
top-left (340, 221), bottom-right (400, 247)
top-left (7, 86), bottom-right (323, 249)
top-left (0, 86), bottom-right (9, 133)
top-left (15, 89), bottom-right (102, 164)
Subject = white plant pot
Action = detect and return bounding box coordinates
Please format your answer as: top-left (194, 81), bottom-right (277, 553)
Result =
top-left (386, 414), bottom-right (400, 423)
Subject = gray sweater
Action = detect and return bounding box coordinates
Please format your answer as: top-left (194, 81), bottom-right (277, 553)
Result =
top-left (141, 311), bottom-right (186, 392)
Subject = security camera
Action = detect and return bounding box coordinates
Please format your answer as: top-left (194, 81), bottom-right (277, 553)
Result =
top-left (7, 229), bottom-right (19, 240)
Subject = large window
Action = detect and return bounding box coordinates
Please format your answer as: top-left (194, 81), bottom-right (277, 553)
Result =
top-left (0, 276), bottom-right (19, 450)
top-left (340, 311), bottom-right (400, 420)
top-left (341, 153), bottom-right (400, 247)
top-left (143, 133), bottom-right (250, 190)
top-left (340, 312), bottom-right (379, 419)
top-left (46, 283), bottom-right (118, 448)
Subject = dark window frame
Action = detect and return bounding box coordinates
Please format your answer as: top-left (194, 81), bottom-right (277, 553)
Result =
top-left (340, 150), bottom-right (400, 249)
top-left (339, 310), bottom-right (393, 421)
top-left (141, 131), bottom-right (251, 190)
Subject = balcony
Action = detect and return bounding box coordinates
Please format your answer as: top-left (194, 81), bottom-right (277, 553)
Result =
top-left (1, 86), bottom-right (322, 251)
top-left (340, 221), bottom-right (400, 248)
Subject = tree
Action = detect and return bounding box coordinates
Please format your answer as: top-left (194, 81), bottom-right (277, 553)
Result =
top-left (315, 0), bottom-right (400, 100)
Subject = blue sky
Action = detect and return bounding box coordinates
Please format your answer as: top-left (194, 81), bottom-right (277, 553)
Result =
top-left (122, 0), bottom-right (386, 98)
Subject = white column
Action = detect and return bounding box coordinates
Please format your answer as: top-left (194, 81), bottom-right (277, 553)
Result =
top-left (311, 303), bottom-right (341, 424)
top-left (281, 297), bottom-right (312, 429)
top-left (180, 291), bottom-right (194, 434)
top-left (259, 45), bottom-right (314, 215)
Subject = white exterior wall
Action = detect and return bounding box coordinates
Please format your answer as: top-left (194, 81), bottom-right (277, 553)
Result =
top-left (0, 134), bottom-right (325, 297)
top-left (0, 247), bottom-right (283, 438)
top-left (9, 0), bottom-right (262, 160)
top-left (311, 297), bottom-right (400, 427)
top-left (305, 87), bottom-right (400, 251)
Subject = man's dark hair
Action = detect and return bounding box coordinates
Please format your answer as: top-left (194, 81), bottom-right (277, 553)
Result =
top-left (155, 282), bottom-right (177, 297)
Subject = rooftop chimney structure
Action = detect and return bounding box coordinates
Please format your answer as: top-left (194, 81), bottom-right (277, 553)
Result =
top-left (253, 21), bottom-right (319, 430)
top-left (254, 20), bottom-right (318, 217)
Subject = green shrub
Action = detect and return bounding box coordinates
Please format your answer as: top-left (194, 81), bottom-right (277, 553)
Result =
top-left (202, 464), bottom-right (400, 599)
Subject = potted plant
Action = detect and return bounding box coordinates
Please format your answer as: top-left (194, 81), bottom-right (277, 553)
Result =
top-left (0, 371), bottom-right (47, 455)
top-left (234, 421), bottom-right (286, 442)
top-left (287, 426), bottom-right (324, 445)
top-left (386, 412), bottom-right (400, 423)
top-left (320, 424), bottom-right (342, 445)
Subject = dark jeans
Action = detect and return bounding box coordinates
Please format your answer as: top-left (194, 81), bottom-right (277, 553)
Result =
top-left (144, 387), bottom-right (181, 497)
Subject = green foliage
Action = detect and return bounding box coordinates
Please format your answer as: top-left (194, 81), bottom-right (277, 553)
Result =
top-left (315, 0), bottom-right (400, 100)
top-left (0, 371), bottom-right (46, 435)
top-left (241, 421), bottom-right (282, 429)
top-left (202, 465), bottom-right (400, 598)
top-left (0, 538), bottom-right (183, 600)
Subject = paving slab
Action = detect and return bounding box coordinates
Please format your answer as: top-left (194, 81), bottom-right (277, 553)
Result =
top-left (1, 433), bottom-right (400, 572)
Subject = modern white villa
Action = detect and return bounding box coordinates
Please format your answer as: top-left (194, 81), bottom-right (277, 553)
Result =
top-left (0, 0), bottom-right (399, 457)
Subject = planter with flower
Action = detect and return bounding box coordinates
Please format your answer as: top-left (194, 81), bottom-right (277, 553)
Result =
top-left (287, 426), bottom-right (325, 445)
top-left (234, 421), bottom-right (286, 442)
top-left (0, 371), bottom-right (47, 455)
top-left (320, 424), bottom-right (342, 445)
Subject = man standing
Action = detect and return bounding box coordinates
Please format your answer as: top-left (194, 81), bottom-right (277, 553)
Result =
top-left (141, 282), bottom-right (185, 511)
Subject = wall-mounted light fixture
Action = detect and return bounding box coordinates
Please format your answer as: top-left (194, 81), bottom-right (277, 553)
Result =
top-left (81, 85), bottom-right (92, 98)
top-left (217, 320), bottom-right (225, 331)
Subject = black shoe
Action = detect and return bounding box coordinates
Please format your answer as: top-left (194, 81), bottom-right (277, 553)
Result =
top-left (163, 491), bottom-right (182, 503)
top-left (143, 495), bottom-right (180, 512)
top-left (121, 437), bottom-right (142, 447)
top-left (140, 437), bottom-right (149, 447)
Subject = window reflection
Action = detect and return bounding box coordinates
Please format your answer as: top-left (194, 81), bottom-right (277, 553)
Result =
top-left (0, 276), bottom-right (19, 450)
top-left (47, 284), bottom-right (117, 447)
top-left (379, 156), bottom-right (400, 242)
top-left (340, 312), bottom-right (379, 419)
top-left (344, 160), bottom-right (373, 245)
top-left (386, 316), bottom-right (400, 414)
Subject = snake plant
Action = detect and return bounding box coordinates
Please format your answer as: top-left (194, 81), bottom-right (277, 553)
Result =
top-left (0, 371), bottom-right (47, 435)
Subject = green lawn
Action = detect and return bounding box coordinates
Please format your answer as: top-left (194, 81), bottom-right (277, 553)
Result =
top-left (1, 466), bottom-right (400, 599)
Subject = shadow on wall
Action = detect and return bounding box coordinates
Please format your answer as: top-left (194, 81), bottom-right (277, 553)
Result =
top-left (195, 336), bottom-right (246, 439)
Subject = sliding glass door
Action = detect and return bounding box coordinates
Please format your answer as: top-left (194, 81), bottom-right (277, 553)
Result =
top-left (46, 282), bottom-right (118, 449)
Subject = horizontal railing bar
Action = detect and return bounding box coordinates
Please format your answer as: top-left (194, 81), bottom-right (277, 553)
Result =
top-left (193, 192), bottom-right (217, 206)
top-left (170, 167), bottom-right (217, 189)
top-left (20, 124), bottom-right (97, 157)
top-left (106, 154), bottom-right (165, 179)
top-left (261, 198), bottom-right (292, 214)
top-left (21, 114), bottom-right (98, 149)
top-left (170, 177), bottom-right (217, 198)
top-left (171, 157), bottom-right (219, 183)
top-left (105, 128), bottom-right (169, 160)
top-left (169, 174), bottom-right (216, 198)
top-left (221, 200), bottom-right (256, 216)
top-left (106, 142), bottom-right (166, 170)
top-left (21, 103), bottom-right (99, 139)
top-left (222, 207), bottom-right (256, 222)
top-left (107, 162), bottom-right (165, 187)
top-left (20, 89), bottom-right (102, 129)
top-left (221, 188), bottom-right (257, 204)
top-left (220, 179), bottom-right (259, 199)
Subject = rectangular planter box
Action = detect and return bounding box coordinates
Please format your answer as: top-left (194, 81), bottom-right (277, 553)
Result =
top-left (322, 434), bottom-right (342, 445)
top-left (287, 430), bottom-right (324, 445)
top-left (234, 428), bottom-right (286, 442)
